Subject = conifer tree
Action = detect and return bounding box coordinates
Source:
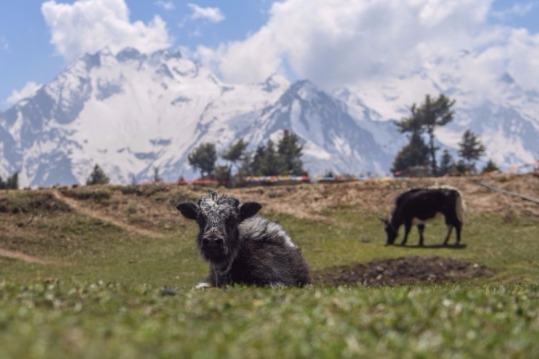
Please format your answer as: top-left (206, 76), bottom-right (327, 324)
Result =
top-left (391, 132), bottom-right (430, 176)
top-left (395, 94), bottom-right (455, 175)
top-left (222, 139), bottom-right (248, 168)
top-left (86, 165), bottom-right (110, 185)
top-left (458, 129), bottom-right (485, 173)
top-left (6, 172), bottom-right (19, 190)
top-left (481, 159), bottom-right (499, 174)
top-left (221, 139), bottom-right (249, 186)
top-left (188, 143), bottom-right (217, 178)
top-left (250, 140), bottom-right (285, 176)
top-left (277, 130), bottom-right (305, 175)
top-left (438, 149), bottom-right (455, 176)
top-left (213, 165), bottom-right (231, 186)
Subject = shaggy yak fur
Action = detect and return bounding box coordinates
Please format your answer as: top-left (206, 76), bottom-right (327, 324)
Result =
top-left (383, 186), bottom-right (465, 246)
top-left (176, 191), bottom-right (311, 287)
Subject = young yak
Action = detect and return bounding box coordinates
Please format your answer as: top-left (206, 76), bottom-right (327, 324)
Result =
top-left (176, 191), bottom-right (311, 288)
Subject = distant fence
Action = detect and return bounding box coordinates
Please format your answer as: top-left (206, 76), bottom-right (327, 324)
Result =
top-left (175, 164), bottom-right (539, 188)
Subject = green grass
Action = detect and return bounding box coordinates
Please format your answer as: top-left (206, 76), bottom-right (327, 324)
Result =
top-left (1, 184), bottom-right (539, 358)
top-left (0, 282), bottom-right (538, 359)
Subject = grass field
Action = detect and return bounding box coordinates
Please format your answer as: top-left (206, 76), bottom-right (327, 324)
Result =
top-left (1, 174), bottom-right (538, 358)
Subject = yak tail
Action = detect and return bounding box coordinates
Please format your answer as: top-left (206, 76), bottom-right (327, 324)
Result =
top-left (455, 189), bottom-right (466, 224)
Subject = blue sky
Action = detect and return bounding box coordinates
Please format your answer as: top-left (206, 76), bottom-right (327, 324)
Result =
top-left (1, 0), bottom-right (539, 111)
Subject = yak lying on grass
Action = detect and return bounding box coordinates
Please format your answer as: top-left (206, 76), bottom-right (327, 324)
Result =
top-left (383, 186), bottom-right (465, 246)
top-left (176, 191), bottom-right (311, 288)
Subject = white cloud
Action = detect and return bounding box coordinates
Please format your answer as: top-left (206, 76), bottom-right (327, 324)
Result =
top-left (187, 3), bottom-right (225, 23)
top-left (7, 82), bottom-right (42, 105)
top-left (42, 0), bottom-right (171, 62)
top-left (199, 0), bottom-right (539, 98)
top-left (156, 1), bottom-right (175, 11)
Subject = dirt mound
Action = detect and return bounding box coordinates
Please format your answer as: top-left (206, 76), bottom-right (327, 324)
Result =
top-left (313, 256), bottom-right (493, 286)
top-left (226, 173), bottom-right (539, 221)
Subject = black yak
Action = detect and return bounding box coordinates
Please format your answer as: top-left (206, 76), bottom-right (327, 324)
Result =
top-left (383, 186), bottom-right (465, 246)
top-left (176, 191), bottom-right (311, 287)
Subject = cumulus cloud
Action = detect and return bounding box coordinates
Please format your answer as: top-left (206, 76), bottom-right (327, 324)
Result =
top-left (199, 0), bottom-right (539, 97)
top-left (187, 3), bottom-right (225, 23)
top-left (42, 0), bottom-right (171, 62)
top-left (7, 82), bottom-right (42, 105)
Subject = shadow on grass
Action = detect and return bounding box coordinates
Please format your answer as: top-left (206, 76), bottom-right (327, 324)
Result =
top-left (399, 243), bottom-right (468, 249)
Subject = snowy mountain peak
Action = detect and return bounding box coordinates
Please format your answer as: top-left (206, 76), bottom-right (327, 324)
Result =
top-left (260, 73), bottom-right (290, 92)
top-left (116, 47), bottom-right (146, 63)
top-left (1, 46), bottom-right (538, 187)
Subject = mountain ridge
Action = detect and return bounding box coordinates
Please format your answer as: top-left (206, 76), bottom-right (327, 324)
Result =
top-left (1, 47), bottom-right (537, 187)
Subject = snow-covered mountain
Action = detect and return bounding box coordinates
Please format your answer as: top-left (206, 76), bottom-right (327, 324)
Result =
top-left (0, 47), bottom-right (537, 187)
top-left (336, 51), bottom-right (539, 171)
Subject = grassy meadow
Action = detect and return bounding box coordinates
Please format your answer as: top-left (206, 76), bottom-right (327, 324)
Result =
top-left (0, 175), bottom-right (538, 358)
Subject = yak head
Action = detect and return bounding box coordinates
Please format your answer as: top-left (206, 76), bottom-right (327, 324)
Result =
top-left (177, 191), bottom-right (261, 265)
top-left (381, 216), bottom-right (398, 245)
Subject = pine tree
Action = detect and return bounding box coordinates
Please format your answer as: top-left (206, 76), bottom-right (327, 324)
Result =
top-left (236, 151), bottom-right (254, 178)
top-left (221, 139), bottom-right (249, 186)
top-left (395, 94), bottom-right (455, 175)
top-left (188, 143), bottom-right (217, 178)
top-left (458, 129), bottom-right (485, 174)
top-left (6, 172), bottom-right (19, 189)
top-left (0, 175), bottom-right (5, 189)
top-left (250, 140), bottom-right (285, 176)
top-left (481, 159), bottom-right (500, 174)
top-left (86, 165), bottom-right (110, 185)
top-left (213, 165), bottom-right (230, 186)
top-left (422, 94), bottom-right (455, 174)
top-left (222, 139), bottom-right (248, 166)
top-left (277, 130), bottom-right (305, 175)
top-left (438, 149), bottom-right (455, 176)
top-left (391, 132), bottom-right (430, 176)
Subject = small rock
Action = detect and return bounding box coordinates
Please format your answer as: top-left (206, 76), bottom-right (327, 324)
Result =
top-left (160, 287), bottom-right (177, 296)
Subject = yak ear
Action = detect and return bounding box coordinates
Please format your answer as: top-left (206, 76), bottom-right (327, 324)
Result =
top-left (176, 202), bottom-right (199, 220)
top-left (239, 202), bottom-right (262, 221)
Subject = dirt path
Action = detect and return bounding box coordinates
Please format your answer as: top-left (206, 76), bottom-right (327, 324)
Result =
top-left (0, 248), bottom-right (50, 264)
top-left (51, 190), bottom-right (165, 238)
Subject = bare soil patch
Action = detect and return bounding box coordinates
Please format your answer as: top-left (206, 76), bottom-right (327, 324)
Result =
top-left (51, 190), bottom-right (165, 238)
top-left (226, 172), bottom-right (539, 221)
top-left (313, 256), bottom-right (493, 286)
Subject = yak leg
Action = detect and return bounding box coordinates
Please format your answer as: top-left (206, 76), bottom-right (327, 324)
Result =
top-left (455, 222), bottom-right (462, 245)
top-left (401, 221), bottom-right (412, 246)
top-left (443, 225), bottom-right (453, 246)
top-left (417, 224), bottom-right (426, 246)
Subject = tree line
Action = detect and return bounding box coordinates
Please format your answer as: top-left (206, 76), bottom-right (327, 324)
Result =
top-left (187, 130), bottom-right (307, 186)
top-left (85, 130), bottom-right (307, 188)
top-left (0, 172), bottom-right (19, 190)
top-left (392, 93), bottom-right (495, 177)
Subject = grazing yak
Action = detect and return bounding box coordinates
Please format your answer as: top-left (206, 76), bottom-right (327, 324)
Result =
top-left (383, 186), bottom-right (465, 246)
top-left (176, 191), bottom-right (311, 288)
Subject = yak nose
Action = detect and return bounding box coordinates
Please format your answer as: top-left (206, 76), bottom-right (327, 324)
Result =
top-left (203, 229), bottom-right (224, 246)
